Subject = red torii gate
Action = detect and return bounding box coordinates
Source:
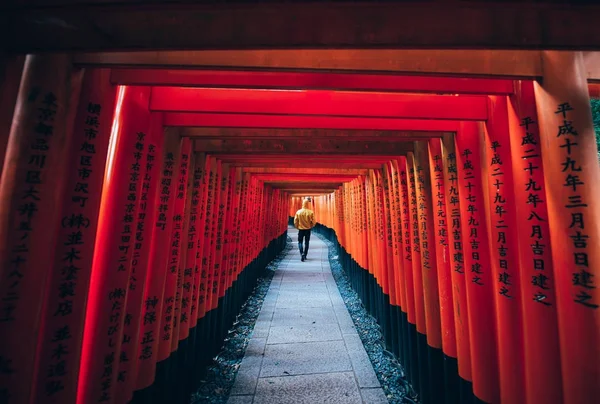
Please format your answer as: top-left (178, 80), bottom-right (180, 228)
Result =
top-left (0, 46), bottom-right (598, 404)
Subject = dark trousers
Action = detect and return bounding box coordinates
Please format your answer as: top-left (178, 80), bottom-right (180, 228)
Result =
top-left (298, 229), bottom-right (311, 256)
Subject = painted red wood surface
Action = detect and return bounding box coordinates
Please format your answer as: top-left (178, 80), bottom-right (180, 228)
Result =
top-left (77, 86), bottom-right (152, 404)
top-left (32, 69), bottom-right (116, 404)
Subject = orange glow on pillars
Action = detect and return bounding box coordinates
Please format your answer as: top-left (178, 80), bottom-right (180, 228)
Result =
top-left (508, 80), bottom-right (563, 404)
top-left (455, 121), bottom-right (500, 403)
top-left (534, 51), bottom-right (600, 404)
top-left (484, 95), bottom-right (525, 403)
top-left (427, 139), bottom-right (457, 358)
top-left (441, 134), bottom-right (472, 382)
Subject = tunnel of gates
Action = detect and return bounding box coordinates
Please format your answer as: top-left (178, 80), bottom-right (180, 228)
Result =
top-left (0, 50), bottom-right (600, 404)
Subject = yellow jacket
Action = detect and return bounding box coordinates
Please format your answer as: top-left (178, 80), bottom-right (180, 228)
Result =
top-left (294, 199), bottom-right (315, 230)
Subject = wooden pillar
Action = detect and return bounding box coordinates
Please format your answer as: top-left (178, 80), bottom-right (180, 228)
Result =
top-left (135, 129), bottom-right (181, 391)
top-left (0, 54), bottom-right (80, 404)
top-left (115, 112), bottom-right (165, 403)
top-left (507, 80), bottom-right (563, 404)
top-left (483, 95), bottom-right (525, 403)
top-left (534, 51), bottom-right (600, 404)
top-left (31, 68), bottom-right (116, 404)
top-left (76, 86), bottom-right (151, 404)
top-left (455, 121), bottom-right (500, 403)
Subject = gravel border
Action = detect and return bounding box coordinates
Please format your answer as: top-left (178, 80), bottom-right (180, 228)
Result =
top-left (316, 232), bottom-right (419, 404)
top-left (191, 236), bottom-right (293, 404)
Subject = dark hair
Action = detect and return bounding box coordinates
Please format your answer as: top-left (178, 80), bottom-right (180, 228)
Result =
top-left (306, 197), bottom-right (311, 202)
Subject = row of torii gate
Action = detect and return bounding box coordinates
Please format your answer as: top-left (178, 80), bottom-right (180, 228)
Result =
top-left (0, 48), bottom-right (599, 404)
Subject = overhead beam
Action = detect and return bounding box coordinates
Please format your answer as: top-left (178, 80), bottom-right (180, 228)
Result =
top-left (166, 113), bottom-right (461, 131)
top-left (181, 127), bottom-right (443, 141)
top-left (151, 88), bottom-right (488, 120)
top-left (252, 174), bottom-right (357, 182)
top-left (243, 167), bottom-right (368, 175)
top-left (5, 3), bottom-right (600, 52)
top-left (75, 50), bottom-right (600, 80)
top-left (196, 139), bottom-right (413, 155)
top-left (110, 69), bottom-right (514, 94)
top-left (233, 162), bottom-right (385, 169)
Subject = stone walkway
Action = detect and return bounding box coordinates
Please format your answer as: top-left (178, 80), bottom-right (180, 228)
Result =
top-left (228, 226), bottom-right (387, 404)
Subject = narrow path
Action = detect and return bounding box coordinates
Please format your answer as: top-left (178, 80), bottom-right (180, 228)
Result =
top-left (227, 226), bottom-right (387, 404)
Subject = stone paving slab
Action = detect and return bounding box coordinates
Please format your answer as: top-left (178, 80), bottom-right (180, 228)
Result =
top-left (228, 226), bottom-right (387, 404)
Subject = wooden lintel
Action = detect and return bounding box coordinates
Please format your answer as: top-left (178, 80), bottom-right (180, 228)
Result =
top-left (195, 138), bottom-right (413, 155)
top-left (181, 127), bottom-right (443, 140)
top-left (4, 3), bottom-right (600, 52)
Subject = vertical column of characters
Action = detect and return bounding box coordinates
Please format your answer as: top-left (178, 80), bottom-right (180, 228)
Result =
top-left (77, 86), bottom-right (151, 404)
top-left (413, 142), bottom-right (442, 350)
top-left (363, 173), bottom-right (375, 286)
top-left (222, 168), bottom-right (239, 293)
top-left (170, 149), bottom-right (194, 353)
top-left (208, 162), bottom-right (225, 309)
top-left (388, 161), bottom-right (407, 316)
top-left (507, 80), bottom-right (563, 404)
top-left (171, 151), bottom-right (196, 351)
top-left (375, 170), bottom-right (390, 299)
top-left (229, 169), bottom-right (243, 284)
top-left (201, 159), bottom-right (218, 316)
top-left (534, 51), bottom-right (600, 403)
top-left (157, 136), bottom-right (190, 362)
top-left (208, 161), bottom-right (223, 312)
top-left (382, 165), bottom-right (398, 309)
top-left (31, 69), bottom-right (115, 404)
top-left (0, 55), bottom-right (78, 404)
top-left (195, 156), bottom-right (212, 321)
top-left (115, 112), bottom-right (164, 403)
top-left (440, 134), bottom-right (472, 382)
top-left (239, 173), bottom-right (252, 272)
top-left (181, 153), bottom-right (206, 342)
top-left (406, 154), bottom-right (426, 336)
top-left (427, 139), bottom-right (457, 358)
top-left (345, 183), bottom-right (352, 259)
top-left (353, 179), bottom-right (362, 266)
top-left (350, 180), bottom-right (357, 260)
top-left (215, 165), bottom-right (230, 301)
top-left (455, 122), bottom-right (500, 404)
top-left (134, 130), bottom-right (180, 390)
top-left (484, 95), bottom-right (526, 403)
top-left (395, 158), bottom-right (415, 325)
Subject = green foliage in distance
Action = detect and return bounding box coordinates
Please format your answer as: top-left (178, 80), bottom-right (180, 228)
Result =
top-left (591, 98), bottom-right (600, 158)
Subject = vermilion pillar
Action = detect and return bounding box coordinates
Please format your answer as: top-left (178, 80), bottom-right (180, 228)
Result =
top-left (135, 129), bottom-right (181, 390)
top-left (406, 153), bottom-right (426, 336)
top-left (31, 69), bottom-right (116, 404)
top-left (181, 153), bottom-right (206, 342)
top-left (77, 86), bottom-right (151, 404)
top-left (534, 51), bottom-right (600, 404)
top-left (455, 122), bottom-right (500, 404)
top-left (395, 158), bottom-right (416, 326)
top-left (507, 80), bottom-right (563, 404)
top-left (158, 136), bottom-right (191, 361)
top-left (427, 139), bottom-right (457, 359)
top-left (441, 134), bottom-right (472, 383)
top-left (484, 95), bottom-right (525, 403)
top-left (115, 112), bottom-right (165, 403)
top-left (0, 54), bottom-right (80, 404)
top-left (413, 142), bottom-right (442, 350)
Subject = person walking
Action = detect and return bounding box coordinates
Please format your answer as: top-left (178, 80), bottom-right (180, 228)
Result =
top-left (293, 197), bottom-right (315, 261)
